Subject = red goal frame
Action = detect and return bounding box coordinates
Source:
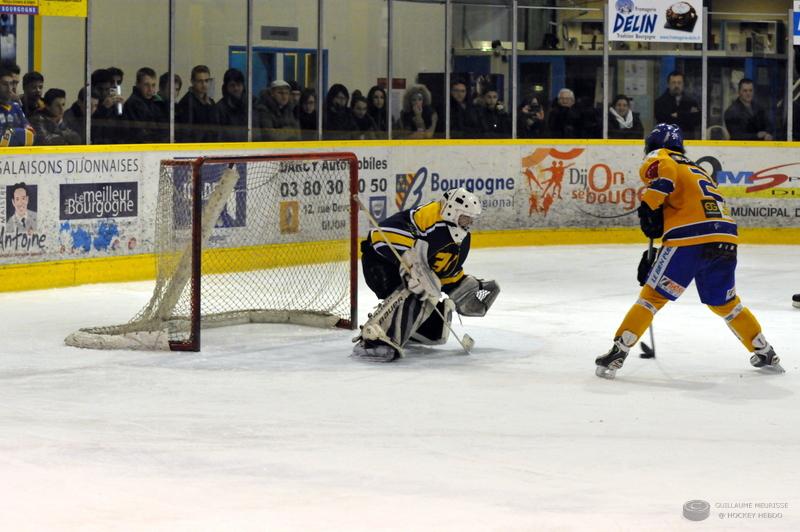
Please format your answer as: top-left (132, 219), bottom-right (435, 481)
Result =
top-left (163, 152), bottom-right (359, 352)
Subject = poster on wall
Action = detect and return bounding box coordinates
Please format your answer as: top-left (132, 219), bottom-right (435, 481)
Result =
top-left (608, 0), bottom-right (703, 43)
top-left (0, 0), bottom-right (87, 17)
top-left (0, 13), bottom-right (15, 62)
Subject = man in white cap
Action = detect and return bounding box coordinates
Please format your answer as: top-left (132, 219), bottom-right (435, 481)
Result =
top-left (255, 79), bottom-right (300, 141)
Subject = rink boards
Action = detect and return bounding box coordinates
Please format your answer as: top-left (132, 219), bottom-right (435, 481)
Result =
top-left (0, 138), bottom-right (798, 292)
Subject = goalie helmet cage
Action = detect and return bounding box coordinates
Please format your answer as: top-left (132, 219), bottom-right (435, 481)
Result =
top-left (65, 152), bottom-right (359, 352)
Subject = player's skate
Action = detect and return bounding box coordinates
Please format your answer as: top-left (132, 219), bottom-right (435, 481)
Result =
top-left (595, 334), bottom-right (634, 379)
top-left (750, 334), bottom-right (785, 374)
top-left (351, 339), bottom-right (400, 363)
top-left (793, 293), bottom-right (800, 309)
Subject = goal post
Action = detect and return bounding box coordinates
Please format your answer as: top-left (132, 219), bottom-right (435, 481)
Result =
top-left (65, 152), bottom-right (359, 351)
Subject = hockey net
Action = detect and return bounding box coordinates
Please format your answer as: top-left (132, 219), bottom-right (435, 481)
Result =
top-left (65, 152), bottom-right (358, 351)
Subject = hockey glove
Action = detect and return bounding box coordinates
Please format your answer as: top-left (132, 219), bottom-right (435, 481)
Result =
top-left (637, 202), bottom-right (664, 239)
top-left (637, 249), bottom-right (656, 286)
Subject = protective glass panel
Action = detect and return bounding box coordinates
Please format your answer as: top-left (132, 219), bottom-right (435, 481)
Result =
top-left (88, 0), bottom-right (168, 145)
top-left (452, 2), bottom-right (513, 139)
top-left (175, 0), bottom-right (246, 143)
top-left (392, 0), bottom-right (445, 139)
top-left (252, 0), bottom-right (318, 142)
top-left (708, 13), bottom-right (787, 141)
top-left (323, 0), bottom-right (388, 141)
top-left (518, 6), bottom-right (603, 139)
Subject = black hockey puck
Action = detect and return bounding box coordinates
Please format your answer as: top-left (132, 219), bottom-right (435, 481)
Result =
top-left (792, 293), bottom-right (800, 309)
top-left (640, 342), bottom-right (655, 359)
top-left (682, 500), bottom-right (710, 521)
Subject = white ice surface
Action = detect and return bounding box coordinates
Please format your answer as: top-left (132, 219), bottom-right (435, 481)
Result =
top-left (0, 244), bottom-right (798, 531)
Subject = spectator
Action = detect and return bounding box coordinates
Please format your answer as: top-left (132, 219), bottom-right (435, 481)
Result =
top-left (30, 88), bottom-right (81, 145)
top-left (351, 95), bottom-right (377, 140)
top-left (477, 86), bottom-right (511, 138)
top-left (288, 80), bottom-right (302, 107)
top-left (122, 67), bottom-right (167, 143)
top-left (158, 72), bottom-right (182, 105)
top-left (108, 67), bottom-right (124, 87)
top-left (63, 86), bottom-right (99, 144)
top-left (449, 79), bottom-right (481, 138)
top-left (654, 71), bottom-right (700, 139)
top-left (216, 68), bottom-right (247, 142)
top-left (608, 94), bottom-right (644, 139)
top-left (0, 64), bottom-right (33, 146)
top-left (91, 68), bottom-right (125, 144)
top-left (724, 78), bottom-right (773, 141)
top-left (398, 84), bottom-right (437, 139)
top-left (548, 88), bottom-right (586, 138)
top-left (21, 71), bottom-right (44, 118)
top-left (518, 95), bottom-right (546, 138)
top-left (323, 83), bottom-right (357, 140)
top-left (176, 65), bottom-right (219, 143)
top-left (1, 60), bottom-right (20, 103)
top-left (255, 79), bottom-right (300, 141)
top-left (297, 88), bottom-right (317, 141)
top-left (366, 85), bottom-right (387, 133)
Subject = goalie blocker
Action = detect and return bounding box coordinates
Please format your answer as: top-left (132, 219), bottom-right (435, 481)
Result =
top-left (353, 188), bottom-right (500, 362)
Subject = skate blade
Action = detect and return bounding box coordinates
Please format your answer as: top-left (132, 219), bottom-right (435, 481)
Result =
top-left (758, 363), bottom-right (786, 374)
top-left (595, 365), bottom-right (617, 379)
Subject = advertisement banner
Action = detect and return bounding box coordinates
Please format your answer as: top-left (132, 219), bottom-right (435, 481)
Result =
top-left (608, 0), bottom-right (703, 43)
top-left (794, 2), bottom-right (800, 45)
top-left (0, 0), bottom-right (87, 17)
top-left (0, 142), bottom-right (798, 267)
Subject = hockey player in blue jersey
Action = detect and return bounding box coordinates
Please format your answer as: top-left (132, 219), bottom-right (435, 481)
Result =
top-left (0, 64), bottom-right (34, 147)
top-left (352, 188), bottom-right (501, 362)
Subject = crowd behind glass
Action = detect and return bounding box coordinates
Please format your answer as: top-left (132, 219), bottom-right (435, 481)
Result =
top-left (0, 46), bottom-right (795, 146)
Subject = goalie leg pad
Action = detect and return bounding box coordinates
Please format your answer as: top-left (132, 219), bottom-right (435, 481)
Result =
top-left (355, 288), bottom-right (436, 354)
top-left (449, 276), bottom-right (500, 317)
top-left (410, 299), bottom-right (454, 345)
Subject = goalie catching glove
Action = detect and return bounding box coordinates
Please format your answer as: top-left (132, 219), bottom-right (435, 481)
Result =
top-left (448, 275), bottom-right (500, 317)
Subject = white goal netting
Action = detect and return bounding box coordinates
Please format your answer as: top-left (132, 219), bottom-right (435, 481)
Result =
top-left (65, 153), bottom-right (358, 351)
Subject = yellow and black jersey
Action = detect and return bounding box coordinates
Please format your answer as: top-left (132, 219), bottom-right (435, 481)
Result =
top-left (639, 148), bottom-right (737, 247)
top-left (367, 200), bottom-right (469, 289)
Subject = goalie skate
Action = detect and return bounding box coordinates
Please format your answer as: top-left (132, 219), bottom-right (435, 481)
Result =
top-left (351, 340), bottom-right (400, 363)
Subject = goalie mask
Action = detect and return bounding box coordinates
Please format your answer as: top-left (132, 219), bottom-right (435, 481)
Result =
top-left (441, 188), bottom-right (481, 244)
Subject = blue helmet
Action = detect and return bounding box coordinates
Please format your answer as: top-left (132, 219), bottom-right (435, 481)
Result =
top-left (645, 123), bottom-right (685, 154)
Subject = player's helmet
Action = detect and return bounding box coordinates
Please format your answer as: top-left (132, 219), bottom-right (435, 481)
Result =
top-left (441, 187), bottom-right (481, 244)
top-left (645, 123), bottom-right (685, 154)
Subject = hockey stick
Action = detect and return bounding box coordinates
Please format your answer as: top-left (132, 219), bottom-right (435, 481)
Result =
top-left (640, 238), bottom-right (657, 359)
top-left (353, 194), bottom-right (475, 354)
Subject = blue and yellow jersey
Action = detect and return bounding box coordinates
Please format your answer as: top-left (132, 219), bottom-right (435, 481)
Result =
top-left (0, 102), bottom-right (34, 147)
top-left (639, 148), bottom-right (737, 247)
top-left (368, 200), bottom-right (469, 289)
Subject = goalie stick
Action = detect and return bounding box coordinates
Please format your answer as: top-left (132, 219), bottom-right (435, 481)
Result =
top-left (353, 194), bottom-right (475, 354)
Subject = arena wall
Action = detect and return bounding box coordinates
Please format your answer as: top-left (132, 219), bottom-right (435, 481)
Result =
top-left (0, 139), bottom-right (798, 292)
